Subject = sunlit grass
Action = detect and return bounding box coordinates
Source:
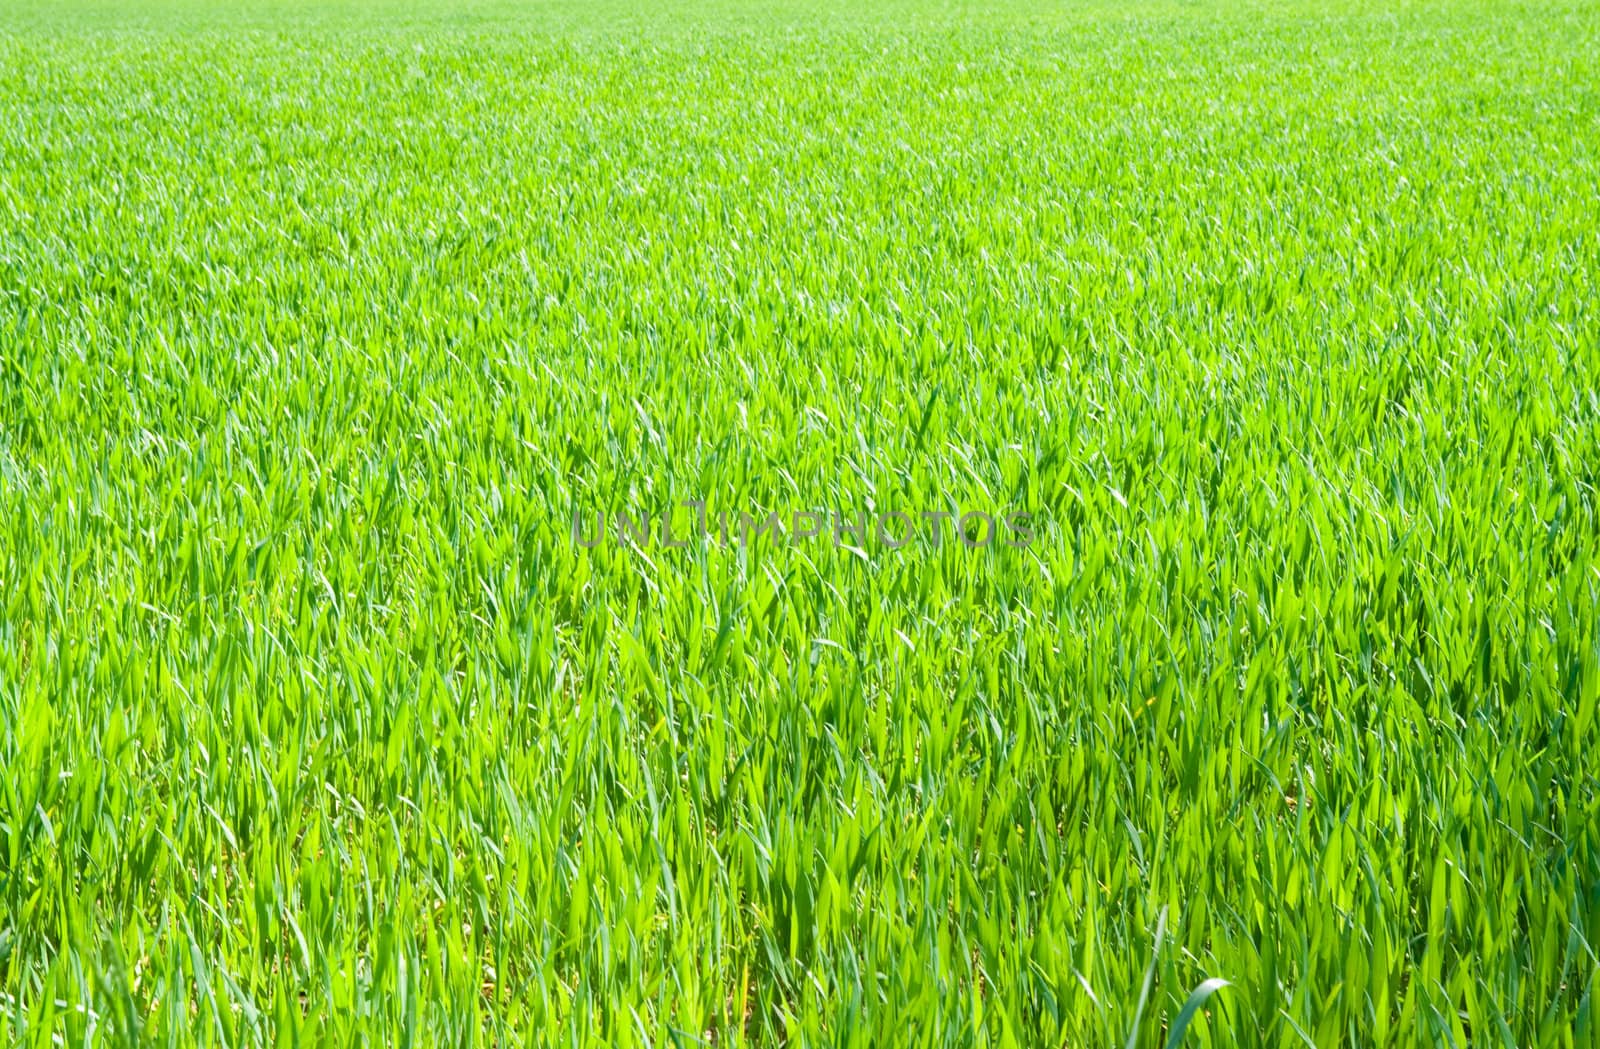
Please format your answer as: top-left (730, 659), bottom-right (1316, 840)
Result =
top-left (1, 0), bottom-right (1598, 1045)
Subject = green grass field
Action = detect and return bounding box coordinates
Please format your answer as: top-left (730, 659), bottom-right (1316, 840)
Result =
top-left (2, 0), bottom-right (1599, 1044)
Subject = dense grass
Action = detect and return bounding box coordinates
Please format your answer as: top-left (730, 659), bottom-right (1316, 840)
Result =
top-left (2, 0), bottom-right (1599, 1044)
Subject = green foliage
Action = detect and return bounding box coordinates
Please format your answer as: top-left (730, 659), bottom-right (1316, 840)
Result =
top-left (1, 0), bottom-right (1598, 1045)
